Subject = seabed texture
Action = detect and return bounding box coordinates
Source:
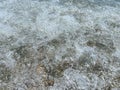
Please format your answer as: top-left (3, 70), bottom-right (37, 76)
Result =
top-left (0, 0), bottom-right (120, 90)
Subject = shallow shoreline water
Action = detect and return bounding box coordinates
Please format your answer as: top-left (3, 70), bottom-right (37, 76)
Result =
top-left (0, 0), bottom-right (120, 89)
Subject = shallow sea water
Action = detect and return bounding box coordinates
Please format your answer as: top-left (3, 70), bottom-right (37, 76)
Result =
top-left (0, 0), bottom-right (120, 90)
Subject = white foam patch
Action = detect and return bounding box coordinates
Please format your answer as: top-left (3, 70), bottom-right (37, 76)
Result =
top-left (36, 3), bottom-right (80, 39)
top-left (5, 51), bottom-right (16, 68)
top-left (64, 69), bottom-right (89, 90)
top-left (0, 23), bottom-right (17, 37)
